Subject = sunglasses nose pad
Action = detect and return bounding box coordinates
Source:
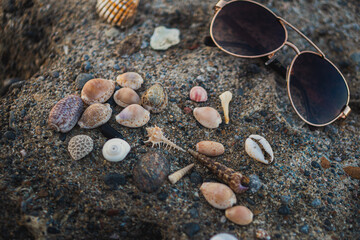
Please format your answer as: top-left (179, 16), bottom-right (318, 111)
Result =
top-left (265, 52), bottom-right (280, 66)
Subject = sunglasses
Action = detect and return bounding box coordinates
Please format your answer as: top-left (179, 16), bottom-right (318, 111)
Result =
top-left (209, 0), bottom-right (351, 127)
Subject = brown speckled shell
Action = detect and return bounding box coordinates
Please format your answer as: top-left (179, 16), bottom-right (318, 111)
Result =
top-left (48, 95), bottom-right (83, 133)
top-left (141, 83), bottom-right (168, 113)
top-left (78, 103), bottom-right (112, 129)
top-left (68, 135), bottom-right (94, 160)
top-left (81, 79), bottom-right (115, 105)
top-left (196, 141), bottom-right (225, 156)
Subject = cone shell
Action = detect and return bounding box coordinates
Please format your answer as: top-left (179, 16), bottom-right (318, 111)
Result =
top-left (196, 141), bottom-right (225, 157)
top-left (225, 206), bottom-right (253, 225)
top-left (168, 163), bottom-right (195, 184)
top-left (141, 83), bottom-right (168, 113)
top-left (48, 95), bottom-right (83, 133)
top-left (116, 72), bottom-right (143, 90)
top-left (113, 87), bottom-right (140, 107)
top-left (78, 103), bottom-right (112, 129)
top-left (96, 0), bottom-right (139, 28)
top-left (200, 182), bottom-right (237, 210)
top-left (102, 138), bottom-right (131, 162)
top-left (115, 104), bottom-right (150, 128)
top-left (190, 86), bottom-right (208, 102)
top-left (193, 107), bottom-right (222, 128)
top-left (68, 135), bottom-right (94, 160)
top-left (81, 79), bottom-right (115, 105)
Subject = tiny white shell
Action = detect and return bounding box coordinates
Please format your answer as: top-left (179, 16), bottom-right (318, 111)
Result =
top-left (193, 107), bottom-right (222, 128)
top-left (245, 134), bottom-right (274, 164)
top-left (200, 182), bottom-right (237, 209)
top-left (210, 233), bottom-right (238, 240)
top-left (102, 138), bottom-right (131, 162)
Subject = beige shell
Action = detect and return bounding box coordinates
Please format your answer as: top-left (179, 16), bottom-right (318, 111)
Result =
top-left (78, 103), bottom-right (112, 129)
top-left (113, 87), bottom-right (140, 107)
top-left (115, 104), bottom-right (150, 128)
top-left (193, 107), bottom-right (222, 128)
top-left (116, 72), bottom-right (143, 90)
top-left (190, 86), bottom-right (208, 102)
top-left (141, 83), bottom-right (168, 113)
top-left (196, 141), bottom-right (225, 157)
top-left (225, 206), bottom-right (253, 225)
top-left (96, 0), bottom-right (139, 28)
top-left (200, 182), bottom-right (237, 210)
top-left (81, 79), bottom-right (115, 105)
top-left (68, 135), bottom-right (94, 160)
top-left (219, 91), bottom-right (232, 124)
top-left (168, 163), bottom-right (194, 184)
top-left (245, 135), bottom-right (274, 164)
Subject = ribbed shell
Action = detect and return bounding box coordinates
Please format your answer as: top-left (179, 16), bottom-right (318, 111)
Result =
top-left (96, 0), bottom-right (139, 28)
top-left (141, 83), bottom-right (168, 113)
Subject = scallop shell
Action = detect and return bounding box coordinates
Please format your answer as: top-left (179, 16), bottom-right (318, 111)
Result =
top-left (245, 135), bottom-right (274, 164)
top-left (190, 86), bottom-right (208, 102)
top-left (196, 141), bottom-right (225, 157)
top-left (116, 72), bottom-right (143, 90)
top-left (48, 95), bottom-right (83, 133)
top-left (113, 87), bottom-right (140, 107)
top-left (68, 135), bottom-right (94, 160)
top-left (168, 163), bottom-right (194, 184)
top-left (193, 107), bottom-right (222, 128)
top-left (81, 78), bottom-right (115, 105)
top-left (96, 0), bottom-right (139, 28)
top-left (115, 104), bottom-right (150, 128)
top-left (200, 182), bottom-right (237, 209)
top-left (225, 206), bottom-right (253, 225)
top-left (141, 83), bottom-right (168, 113)
top-left (102, 138), bottom-right (131, 162)
top-left (78, 103), bottom-right (112, 129)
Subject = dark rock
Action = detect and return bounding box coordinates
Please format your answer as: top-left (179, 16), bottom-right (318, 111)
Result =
top-left (246, 198), bottom-right (256, 205)
top-left (104, 173), bottom-right (126, 189)
top-left (75, 73), bottom-right (94, 90)
top-left (114, 64), bottom-right (120, 70)
top-left (52, 71), bottom-right (59, 78)
top-left (59, 133), bottom-right (66, 142)
top-left (99, 123), bottom-right (124, 139)
top-left (311, 161), bottom-right (321, 169)
top-left (278, 205), bottom-right (290, 215)
top-left (47, 226), bottom-right (60, 234)
top-left (117, 34), bottom-right (142, 56)
top-left (311, 198), bottom-right (321, 207)
top-left (299, 224), bottom-right (309, 234)
top-left (190, 172), bottom-right (202, 185)
top-left (83, 61), bottom-right (91, 71)
top-left (188, 208), bottom-right (199, 218)
top-left (304, 170), bottom-right (310, 176)
top-left (248, 174), bottom-right (262, 193)
top-left (183, 222), bottom-right (200, 237)
top-left (157, 191), bottom-right (168, 201)
top-left (4, 131), bottom-right (16, 140)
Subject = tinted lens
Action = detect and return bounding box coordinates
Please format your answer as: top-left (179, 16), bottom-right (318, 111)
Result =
top-left (289, 52), bottom-right (349, 126)
top-left (211, 1), bottom-right (286, 57)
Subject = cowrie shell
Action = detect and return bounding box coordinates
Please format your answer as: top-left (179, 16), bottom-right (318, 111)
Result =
top-left (245, 134), bottom-right (274, 164)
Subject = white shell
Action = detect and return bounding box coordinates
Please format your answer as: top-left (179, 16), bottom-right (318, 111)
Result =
top-left (150, 26), bottom-right (180, 50)
top-left (245, 134), bottom-right (274, 164)
top-left (168, 163), bottom-right (194, 184)
top-left (219, 91), bottom-right (232, 124)
top-left (102, 138), bottom-right (131, 162)
top-left (210, 233), bottom-right (238, 240)
top-left (200, 182), bottom-right (237, 209)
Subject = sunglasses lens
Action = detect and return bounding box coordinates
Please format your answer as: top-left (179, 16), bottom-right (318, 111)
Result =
top-left (289, 52), bottom-right (349, 125)
top-left (211, 1), bottom-right (286, 57)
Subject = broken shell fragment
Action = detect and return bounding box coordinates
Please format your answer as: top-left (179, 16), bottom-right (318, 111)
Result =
top-left (102, 138), bottom-right (131, 162)
top-left (150, 26), bottom-right (180, 50)
top-left (245, 134), bottom-right (274, 164)
top-left (116, 72), bottom-right (143, 90)
top-left (113, 87), bottom-right (140, 107)
top-left (225, 206), bottom-right (253, 225)
top-left (115, 104), bottom-right (150, 128)
top-left (190, 86), bottom-right (207, 102)
top-left (78, 103), bottom-right (112, 129)
top-left (196, 141), bottom-right (225, 157)
top-left (141, 83), bottom-right (168, 113)
top-left (81, 78), bottom-right (115, 105)
top-left (219, 91), bottom-right (232, 124)
top-left (193, 107), bottom-right (222, 128)
top-left (168, 163), bottom-right (194, 184)
top-left (200, 182), bottom-right (237, 210)
top-left (68, 135), bottom-right (94, 160)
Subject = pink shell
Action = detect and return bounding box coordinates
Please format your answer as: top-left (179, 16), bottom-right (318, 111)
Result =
top-left (48, 95), bottom-right (83, 133)
top-left (190, 86), bottom-right (207, 102)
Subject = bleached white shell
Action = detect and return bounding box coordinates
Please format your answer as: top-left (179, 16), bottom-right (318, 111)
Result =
top-left (115, 104), bottom-right (150, 128)
top-left (200, 182), bottom-right (237, 209)
top-left (245, 134), bottom-right (274, 164)
top-left (193, 107), bottom-right (222, 128)
top-left (68, 135), bottom-right (94, 160)
top-left (150, 26), bottom-right (180, 50)
top-left (102, 138), bottom-right (131, 162)
top-left (210, 233), bottom-right (238, 240)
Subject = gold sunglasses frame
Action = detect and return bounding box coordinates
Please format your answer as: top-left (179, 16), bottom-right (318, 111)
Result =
top-left (210, 0), bottom-right (351, 127)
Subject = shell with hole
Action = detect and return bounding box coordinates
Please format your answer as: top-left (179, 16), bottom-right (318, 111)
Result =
top-left (113, 87), bottom-right (141, 107)
top-left (115, 104), bottom-right (150, 128)
top-left (245, 134), bottom-right (274, 164)
top-left (81, 78), bottom-right (115, 105)
top-left (102, 138), bottom-right (131, 162)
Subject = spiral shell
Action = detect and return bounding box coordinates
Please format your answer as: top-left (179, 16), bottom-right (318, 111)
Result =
top-left (116, 72), bottom-right (143, 90)
top-left (168, 163), bottom-right (194, 184)
top-left (102, 138), bottom-right (131, 162)
top-left (200, 182), bottom-right (237, 209)
top-left (190, 86), bottom-right (208, 102)
top-left (141, 83), bottom-right (168, 113)
top-left (96, 0), bottom-right (139, 28)
top-left (193, 107), bottom-right (222, 128)
top-left (78, 103), bottom-right (112, 129)
top-left (48, 95), bottom-right (83, 133)
top-left (68, 135), bottom-right (94, 160)
top-left (113, 87), bottom-right (140, 107)
top-left (81, 79), bottom-right (115, 105)
top-left (115, 104), bottom-right (150, 128)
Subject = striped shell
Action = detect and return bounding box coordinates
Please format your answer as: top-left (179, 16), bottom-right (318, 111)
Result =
top-left (96, 0), bottom-right (139, 28)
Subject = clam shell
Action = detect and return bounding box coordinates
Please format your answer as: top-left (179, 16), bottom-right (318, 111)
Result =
top-left (225, 206), bottom-right (253, 225)
top-left (193, 107), bottom-right (222, 128)
top-left (81, 78), bottom-right (115, 105)
top-left (200, 182), bottom-right (237, 210)
top-left (141, 83), bottom-right (168, 113)
top-left (48, 95), bottom-right (83, 133)
top-left (245, 135), bottom-right (274, 164)
top-left (113, 87), bottom-right (140, 107)
top-left (115, 104), bottom-right (150, 128)
top-left (116, 72), bottom-right (143, 90)
top-left (102, 138), bottom-right (131, 162)
top-left (190, 86), bottom-right (208, 102)
top-left (68, 135), bottom-right (94, 160)
top-left (78, 103), bottom-right (112, 129)
top-left (96, 0), bottom-right (139, 28)
top-left (196, 141), bottom-right (225, 157)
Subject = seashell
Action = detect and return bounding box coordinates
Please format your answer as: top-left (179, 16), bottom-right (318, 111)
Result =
top-left (150, 26), bottom-right (180, 50)
top-left (168, 163), bottom-right (194, 184)
top-left (343, 166), bottom-right (360, 180)
top-left (193, 107), bottom-right (222, 128)
top-left (113, 87), bottom-right (140, 107)
top-left (188, 149), bottom-right (249, 194)
top-left (190, 86), bottom-right (208, 102)
top-left (200, 182), bottom-right (237, 209)
top-left (102, 138), bottom-right (131, 162)
top-left (256, 229), bottom-right (271, 240)
top-left (116, 72), bottom-right (143, 90)
top-left (141, 83), bottom-right (168, 113)
top-left (210, 233), bottom-right (238, 240)
top-left (81, 78), bottom-right (115, 105)
top-left (145, 125), bottom-right (185, 152)
top-left (245, 134), bottom-right (274, 164)
top-left (78, 103), bottom-right (112, 129)
top-left (68, 135), bottom-right (94, 160)
top-left (96, 0), bottom-right (139, 28)
top-left (196, 141), bottom-right (225, 157)
top-left (225, 206), bottom-right (253, 225)
top-left (115, 104), bottom-right (150, 128)
top-left (48, 95), bottom-right (84, 133)
top-left (219, 91), bottom-right (232, 124)
top-left (99, 123), bottom-right (124, 139)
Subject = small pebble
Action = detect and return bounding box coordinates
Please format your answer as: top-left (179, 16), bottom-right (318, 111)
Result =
top-left (83, 54), bottom-right (90, 60)
top-left (281, 195), bottom-right (291, 204)
top-left (299, 224), bottom-right (309, 234)
top-left (304, 170), bottom-right (310, 176)
top-left (114, 64), bottom-right (120, 70)
top-left (183, 222), bottom-right (200, 237)
top-left (311, 198), bottom-right (321, 207)
top-left (311, 161), bottom-right (321, 169)
top-left (188, 207), bottom-right (199, 218)
top-left (343, 166), bottom-right (360, 180)
top-left (248, 174), bottom-right (262, 193)
top-left (278, 205), bottom-right (290, 215)
top-left (157, 191), bottom-right (168, 201)
top-left (52, 71), bottom-right (59, 78)
top-left (4, 131), bottom-right (16, 140)
top-left (104, 173), bottom-right (126, 189)
top-left (75, 73), bottom-right (94, 90)
top-left (84, 61), bottom-right (91, 71)
top-left (320, 156), bottom-right (331, 169)
top-left (190, 172), bottom-right (203, 185)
